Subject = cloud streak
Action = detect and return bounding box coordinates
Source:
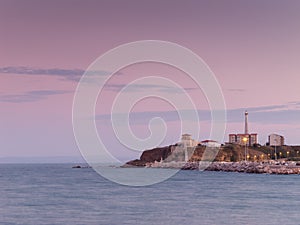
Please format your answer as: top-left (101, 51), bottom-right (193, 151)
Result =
top-left (0, 90), bottom-right (71, 103)
top-left (227, 88), bottom-right (246, 92)
top-left (0, 66), bottom-right (112, 82)
top-left (95, 103), bottom-right (300, 125)
top-left (103, 83), bottom-right (197, 93)
top-left (1, 67), bottom-right (197, 94)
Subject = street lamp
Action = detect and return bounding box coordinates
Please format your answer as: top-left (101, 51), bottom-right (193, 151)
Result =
top-left (274, 139), bottom-right (278, 161)
top-left (287, 151), bottom-right (290, 158)
top-left (243, 137), bottom-right (248, 161)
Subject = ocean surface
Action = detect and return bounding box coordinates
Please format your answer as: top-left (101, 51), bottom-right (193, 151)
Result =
top-left (1, 164), bottom-right (300, 225)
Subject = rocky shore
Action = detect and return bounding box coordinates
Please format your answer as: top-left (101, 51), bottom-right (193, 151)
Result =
top-left (146, 161), bottom-right (300, 174)
top-left (208, 161), bottom-right (300, 174)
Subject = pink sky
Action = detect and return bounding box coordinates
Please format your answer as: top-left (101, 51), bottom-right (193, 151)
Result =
top-left (1, 0), bottom-right (300, 161)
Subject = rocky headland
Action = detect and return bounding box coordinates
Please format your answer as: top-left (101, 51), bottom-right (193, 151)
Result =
top-left (124, 144), bottom-right (300, 174)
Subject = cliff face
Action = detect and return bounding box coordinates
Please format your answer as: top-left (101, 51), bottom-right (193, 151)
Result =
top-left (140, 145), bottom-right (174, 162)
top-left (125, 145), bottom-right (174, 167)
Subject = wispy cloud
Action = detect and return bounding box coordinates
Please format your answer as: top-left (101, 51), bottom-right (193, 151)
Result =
top-left (0, 66), bottom-right (196, 93)
top-left (227, 88), bottom-right (246, 92)
top-left (95, 103), bottom-right (300, 125)
top-left (229, 105), bottom-right (286, 117)
top-left (103, 83), bottom-right (197, 93)
top-left (95, 109), bottom-right (211, 124)
top-left (0, 66), bottom-right (112, 82)
top-left (227, 103), bottom-right (300, 124)
top-left (0, 90), bottom-right (71, 103)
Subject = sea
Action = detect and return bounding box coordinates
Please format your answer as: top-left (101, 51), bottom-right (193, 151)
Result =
top-left (1, 164), bottom-right (300, 225)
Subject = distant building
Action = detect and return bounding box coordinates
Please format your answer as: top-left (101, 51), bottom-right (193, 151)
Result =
top-left (229, 133), bottom-right (258, 146)
top-left (268, 133), bottom-right (284, 146)
top-left (229, 134), bottom-right (237, 144)
top-left (201, 140), bottom-right (221, 148)
top-left (178, 134), bottom-right (199, 162)
top-left (228, 111), bottom-right (258, 146)
top-left (180, 134), bottom-right (199, 148)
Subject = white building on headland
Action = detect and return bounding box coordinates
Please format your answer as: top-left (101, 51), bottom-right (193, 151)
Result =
top-left (268, 133), bottom-right (284, 146)
top-left (180, 134), bottom-right (199, 148)
top-left (201, 140), bottom-right (221, 148)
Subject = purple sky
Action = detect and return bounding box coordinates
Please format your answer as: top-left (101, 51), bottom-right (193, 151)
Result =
top-left (1, 0), bottom-right (300, 161)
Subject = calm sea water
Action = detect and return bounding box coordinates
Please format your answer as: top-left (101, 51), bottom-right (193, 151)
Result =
top-left (1, 164), bottom-right (300, 225)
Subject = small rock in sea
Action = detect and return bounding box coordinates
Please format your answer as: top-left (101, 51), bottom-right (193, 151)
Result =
top-left (72, 165), bottom-right (82, 168)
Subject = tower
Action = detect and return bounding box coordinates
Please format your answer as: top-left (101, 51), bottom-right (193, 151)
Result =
top-left (244, 110), bottom-right (249, 134)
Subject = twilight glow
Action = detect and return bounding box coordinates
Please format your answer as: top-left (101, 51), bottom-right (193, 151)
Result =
top-left (1, 0), bottom-right (300, 162)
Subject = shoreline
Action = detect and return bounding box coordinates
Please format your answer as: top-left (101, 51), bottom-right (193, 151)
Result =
top-left (125, 161), bottom-right (300, 175)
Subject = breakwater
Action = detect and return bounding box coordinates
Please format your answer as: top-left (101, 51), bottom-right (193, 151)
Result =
top-left (145, 161), bottom-right (300, 174)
